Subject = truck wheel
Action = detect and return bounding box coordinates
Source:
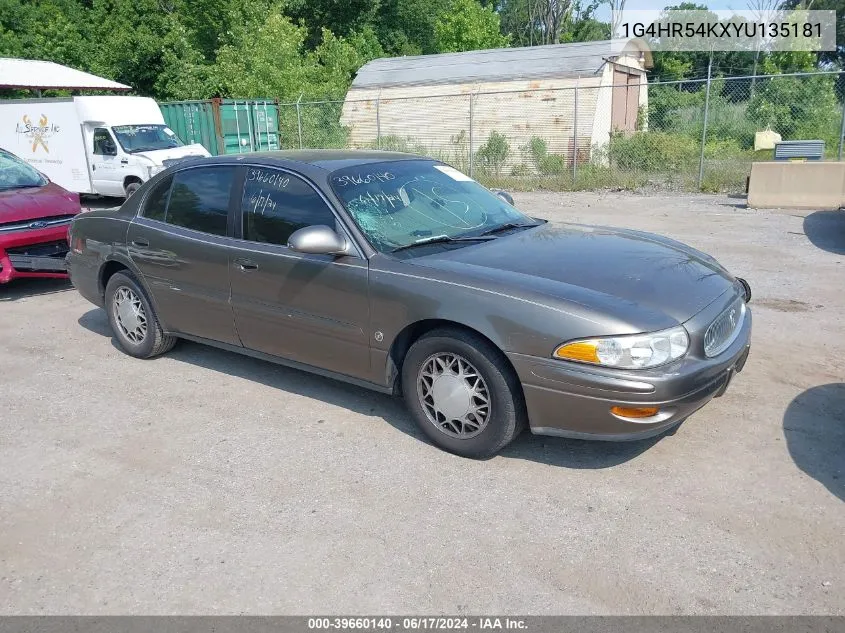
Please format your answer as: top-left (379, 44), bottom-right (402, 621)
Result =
top-left (401, 327), bottom-right (527, 458)
top-left (124, 181), bottom-right (141, 197)
top-left (105, 271), bottom-right (176, 359)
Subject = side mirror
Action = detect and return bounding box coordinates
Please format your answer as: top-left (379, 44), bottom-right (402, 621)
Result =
top-left (494, 190), bottom-right (514, 206)
top-left (288, 225), bottom-right (349, 255)
top-left (103, 141), bottom-right (117, 156)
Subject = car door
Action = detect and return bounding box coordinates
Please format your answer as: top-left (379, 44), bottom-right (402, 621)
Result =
top-left (230, 165), bottom-right (371, 380)
top-left (90, 127), bottom-right (123, 196)
top-left (126, 165), bottom-right (240, 345)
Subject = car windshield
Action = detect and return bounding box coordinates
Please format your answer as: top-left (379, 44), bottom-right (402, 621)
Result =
top-left (329, 160), bottom-right (535, 253)
top-left (112, 124), bottom-right (183, 153)
top-left (0, 150), bottom-right (48, 190)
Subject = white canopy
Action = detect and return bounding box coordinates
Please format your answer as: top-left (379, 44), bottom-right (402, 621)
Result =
top-left (0, 58), bottom-right (131, 91)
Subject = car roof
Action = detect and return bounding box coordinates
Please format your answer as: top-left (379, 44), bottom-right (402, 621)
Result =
top-left (196, 149), bottom-right (429, 171)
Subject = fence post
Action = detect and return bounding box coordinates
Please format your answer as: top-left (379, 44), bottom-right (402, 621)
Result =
top-left (697, 50), bottom-right (713, 190)
top-left (295, 94), bottom-right (303, 149)
top-left (376, 96), bottom-right (381, 150)
top-left (572, 85), bottom-right (579, 184)
top-left (838, 80), bottom-right (845, 160)
top-left (469, 92), bottom-right (474, 178)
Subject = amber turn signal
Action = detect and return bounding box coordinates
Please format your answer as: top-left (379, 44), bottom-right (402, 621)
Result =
top-left (553, 341), bottom-right (599, 363)
top-left (610, 406), bottom-right (659, 419)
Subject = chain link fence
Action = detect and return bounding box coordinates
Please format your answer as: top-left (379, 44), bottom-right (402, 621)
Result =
top-left (275, 70), bottom-right (845, 193)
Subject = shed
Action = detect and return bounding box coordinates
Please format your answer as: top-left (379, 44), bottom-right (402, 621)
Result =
top-left (340, 40), bottom-right (652, 170)
top-left (0, 58), bottom-right (131, 92)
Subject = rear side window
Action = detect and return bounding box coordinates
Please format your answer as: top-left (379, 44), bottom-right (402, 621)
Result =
top-left (142, 175), bottom-right (172, 222)
top-left (167, 166), bottom-right (235, 236)
top-left (241, 167), bottom-right (336, 246)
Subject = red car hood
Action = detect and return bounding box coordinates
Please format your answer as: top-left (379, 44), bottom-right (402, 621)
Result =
top-left (0, 182), bottom-right (81, 224)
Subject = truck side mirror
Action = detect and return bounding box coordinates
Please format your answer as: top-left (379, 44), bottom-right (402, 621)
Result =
top-left (103, 140), bottom-right (117, 156)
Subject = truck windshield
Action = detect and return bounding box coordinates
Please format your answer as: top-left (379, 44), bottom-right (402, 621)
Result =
top-left (112, 125), bottom-right (184, 153)
top-left (0, 150), bottom-right (48, 190)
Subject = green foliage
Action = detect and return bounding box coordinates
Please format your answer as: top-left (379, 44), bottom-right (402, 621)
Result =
top-left (526, 136), bottom-right (548, 166)
top-left (746, 75), bottom-right (841, 148)
top-left (434, 0), bottom-right (510, 53)
top-left (475, 131), bottom-right (510, 175)
top-left (607, 131), bottom-right (700, 172)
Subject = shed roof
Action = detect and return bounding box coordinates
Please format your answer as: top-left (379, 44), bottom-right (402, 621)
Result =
top-left (0, 58), bottom-right (131, 91)
top-left (350, 39), bottom-right (652, 90)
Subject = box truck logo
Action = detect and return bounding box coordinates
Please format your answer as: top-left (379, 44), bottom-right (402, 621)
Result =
top-left (15, 114), bottom-right (60, 153)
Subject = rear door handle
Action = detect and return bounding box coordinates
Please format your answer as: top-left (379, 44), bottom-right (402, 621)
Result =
top-left (131, 239), bottom-right (149, 248)
top-left (234, 258), bottom-right (258, 271)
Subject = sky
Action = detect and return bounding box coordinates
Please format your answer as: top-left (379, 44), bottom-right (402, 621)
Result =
top-left (595, 0), bottom-right (746, 22)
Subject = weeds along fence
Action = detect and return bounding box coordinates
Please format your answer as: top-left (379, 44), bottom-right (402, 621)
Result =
top-left (276, 70), bottom-right (845, 193)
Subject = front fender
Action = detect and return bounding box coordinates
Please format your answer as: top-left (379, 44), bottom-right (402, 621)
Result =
top-left (368, 256), bottom-right (612, 386)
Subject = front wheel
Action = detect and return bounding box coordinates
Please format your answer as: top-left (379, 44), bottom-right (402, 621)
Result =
top-left (401, 328), bottom-right (527, 458)
top-left (124, 181), bottom-right (141, 197)
top-left (105, 271), bottom-right (176, 358)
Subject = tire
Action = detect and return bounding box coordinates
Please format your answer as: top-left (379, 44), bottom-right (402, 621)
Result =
top-left (105, 271), bottom-right (176, 359)
top-left (401, 327), bottom-right (527, 458)
top-left (124, 181), bottom-right (141, 197)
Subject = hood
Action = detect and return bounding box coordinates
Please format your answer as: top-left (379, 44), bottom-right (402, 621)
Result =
top-left (411, 222), bottom-right (736, 325)
top-left (0, 181), bottom-right (81, 224)
top-left (133, 143), bottom-right (211, 164)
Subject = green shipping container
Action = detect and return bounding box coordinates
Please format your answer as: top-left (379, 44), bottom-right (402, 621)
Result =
top-left (159, 99), bottom-right (280, 156)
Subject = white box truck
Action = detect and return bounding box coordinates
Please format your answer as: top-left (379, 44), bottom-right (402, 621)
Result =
top-left (0, 95), bottom-right (210, 197)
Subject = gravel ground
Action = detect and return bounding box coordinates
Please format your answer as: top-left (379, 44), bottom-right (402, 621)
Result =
top-left (1, 192), bottom-right (843, 615)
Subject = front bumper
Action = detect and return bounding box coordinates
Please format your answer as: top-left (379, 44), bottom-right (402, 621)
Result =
top-left (508, 296), bottom-right (752, 441)
top-left (0, 225), bottom-right (70, 284)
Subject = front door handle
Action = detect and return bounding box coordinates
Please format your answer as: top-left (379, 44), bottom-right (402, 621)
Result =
top-left (131, 239), bottom-right (149, 248)
top-left (234, 258), bottom-right (258, 271)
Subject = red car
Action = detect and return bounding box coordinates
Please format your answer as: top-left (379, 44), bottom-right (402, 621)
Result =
top-left (0, 148), bottom-right (81, 284)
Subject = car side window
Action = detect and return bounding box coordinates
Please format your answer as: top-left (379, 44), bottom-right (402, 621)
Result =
top-left (93, 128), bottom-right (115, 156)
top-left (166, 166), bottom-right (236, 236)
top-left (142, 175), bottom-right (172, 222)
top-left (241, 167), bottom-right (337, 246)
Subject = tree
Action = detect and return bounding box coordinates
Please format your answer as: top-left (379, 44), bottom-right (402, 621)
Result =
top-left (781, 0), bottom-right (845, 68)
top-left (285, 0), bottom-right (383, 48)
top-left (375, 0), bottom-right (452, 55)
top-left (212, 6), bottom-right (382, 101)
top-left (434, 0), bottom-right (510, 52)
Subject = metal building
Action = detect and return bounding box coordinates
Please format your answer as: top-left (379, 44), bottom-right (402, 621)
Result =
top-left (340, 40), bottom-right (652, 169)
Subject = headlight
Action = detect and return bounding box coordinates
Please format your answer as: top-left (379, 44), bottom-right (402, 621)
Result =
top-left (147, 164), bottom-right (165, 178)
top-left (553, 325), bottom-right (689, 369)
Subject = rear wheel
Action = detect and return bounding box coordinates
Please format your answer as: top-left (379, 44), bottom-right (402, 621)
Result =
top-left (105, 271), bottom-right (175, 358)
top-left (401, 328), bottom-right (526, 458)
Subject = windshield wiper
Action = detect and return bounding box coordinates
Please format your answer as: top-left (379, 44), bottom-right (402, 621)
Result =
top-left (478, 222), bottom-right (539, 237)
top-left (390, 234), bottom-right (495, 253)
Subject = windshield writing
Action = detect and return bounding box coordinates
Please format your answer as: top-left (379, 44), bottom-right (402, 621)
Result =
top-left (330, 160), bottom-right (531, 253)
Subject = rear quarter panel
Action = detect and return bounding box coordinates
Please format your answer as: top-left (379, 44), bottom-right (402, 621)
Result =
top-left (67, 213), bottom-right (133, 306)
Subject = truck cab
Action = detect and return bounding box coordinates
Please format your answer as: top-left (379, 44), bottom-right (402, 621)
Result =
top-left (77, 97), bottom-right (211, 197)
top-left (84, 123), bottom-right (198, 197)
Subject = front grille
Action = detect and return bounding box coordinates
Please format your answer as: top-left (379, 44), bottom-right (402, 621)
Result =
top-left (0, 214), bottom-right (76, 233)
top-left (6, 240), bottom-right (68, 272)
top-left (704, 296), bottom-right (746, 358)
top-left (6, 240), bottom-right (69, 257)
